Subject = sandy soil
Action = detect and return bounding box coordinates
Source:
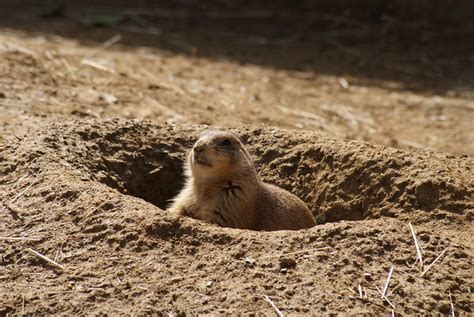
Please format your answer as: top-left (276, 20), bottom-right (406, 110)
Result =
top-left (0, 3), bottom-right (473, 315)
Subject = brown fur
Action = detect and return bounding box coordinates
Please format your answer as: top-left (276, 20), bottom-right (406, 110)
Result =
top-left (168, 130), bottom-right (316, 231)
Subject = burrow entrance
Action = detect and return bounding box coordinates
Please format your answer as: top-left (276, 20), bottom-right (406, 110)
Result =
top-left (95, 148), bottom-right (186, 210)
top-left (65, 123), bottom-right (192, 211)
top-left (61, 121), bottom-right (466, 226)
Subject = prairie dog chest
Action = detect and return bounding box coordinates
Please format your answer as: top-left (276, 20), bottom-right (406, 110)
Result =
top-left (198, 182), bottom-right (244, 211)
top-left (194, 181), bottom-right (252, 227)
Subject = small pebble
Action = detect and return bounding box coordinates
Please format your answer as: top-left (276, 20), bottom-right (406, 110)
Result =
top-left (244, 257), bottom-right (256, 267)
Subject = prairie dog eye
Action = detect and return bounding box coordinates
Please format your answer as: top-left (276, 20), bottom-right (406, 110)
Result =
top-left (220, 139), bottom-right (231, 146)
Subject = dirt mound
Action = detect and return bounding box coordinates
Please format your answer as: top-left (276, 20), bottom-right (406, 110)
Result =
top-left (0, 119), bottom-right (472, 315)
top-left (3, 119), bottom-right (471, 222)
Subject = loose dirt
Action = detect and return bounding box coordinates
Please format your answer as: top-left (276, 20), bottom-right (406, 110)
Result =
top-left (0, 3), bottom-right (473, 315)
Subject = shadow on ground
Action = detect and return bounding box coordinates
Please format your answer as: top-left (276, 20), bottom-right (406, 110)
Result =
top-left (1, 0), bottom-right (473, 95)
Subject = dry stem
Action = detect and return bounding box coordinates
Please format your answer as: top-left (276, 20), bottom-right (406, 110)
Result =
top-left (262, 295), bottom-right (284, 317)
top-left (26, 248), bottom-right (65, 270)
top-left (409, 222), bottom-right (424, 271)
top-left (420, 247), bottom-right (448, 277)
top-left (382, 266), bottom-right (394, 298)
top-left (449, 291), bottom-right (454, 317)
top-left (10, 182), bottom-right (35, 203)
top-left (84, 33), bottom-right (122, 60)
top-left (0, 236), bottom-right (41, 241)
top-left (81, 59), bottom-right (116, 74)
top-left (374, 285), bottom-right (395, 309)
top-left (277, 105), bottom-right (326, 124)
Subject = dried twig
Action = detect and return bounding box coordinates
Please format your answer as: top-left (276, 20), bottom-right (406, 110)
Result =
top-left (382, 266), bottom-right (394, 298)
top-left (339, 77), bottom-right (349, 89)
top-left (409, 223), bottom-right (424, 271)
top-left (3, 42), bottom-right (38, 57)
top-left (100, 34), bottom-right (122, 49)
top-left (81, 59), bottom-right (116, 74)
top-left (398, 139), bottom-right (429, 150)
top-left (84, 33), bottom-right (122, 60)
top-left (374, 285), bottom-right (395, 309)
top-left (321, 103), bottom-right (374, 127)
top-left (26, 248), bottom-right (65, 270)
top-left (262, 295), bottom-right (284, 317)
top-left (277, 105), bottom-right (326, 124)
top-left (10, 182), bottom-right (35, 203)
top-left (420, 247), bottom-right (448, 277)
top-left (448, 291), bottom-right (454, 317)
top-left (0, 236), bottom-right (41, 241)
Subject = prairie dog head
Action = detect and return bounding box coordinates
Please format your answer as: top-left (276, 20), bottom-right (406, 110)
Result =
top-left (188, 130), bottom-right (254, 180)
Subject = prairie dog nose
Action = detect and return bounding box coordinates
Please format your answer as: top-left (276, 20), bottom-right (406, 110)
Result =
top-left (193, 142), bottom-right (206, 153)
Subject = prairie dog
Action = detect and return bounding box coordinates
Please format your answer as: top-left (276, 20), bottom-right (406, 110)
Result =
top-left (168, 130), bottom-right (316, 231)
